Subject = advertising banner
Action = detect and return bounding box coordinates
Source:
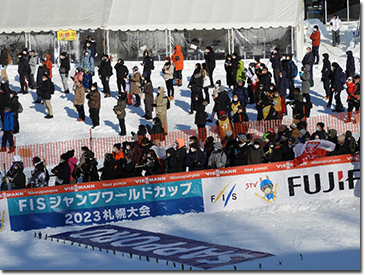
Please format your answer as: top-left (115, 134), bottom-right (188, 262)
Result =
top-left (6, 179), bottom-right (204, 231)
top-left (53, 225), bottom-right (275, 269)
top-left (57, 29), bottom-right (77, 41)
top-left (0, 193), bottom-right (9, 233)
top-left (202, 160), bottom-right (360, 213)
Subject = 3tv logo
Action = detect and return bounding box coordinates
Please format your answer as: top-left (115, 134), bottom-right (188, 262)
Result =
top-left (210, 181), bottom-right (237, 207)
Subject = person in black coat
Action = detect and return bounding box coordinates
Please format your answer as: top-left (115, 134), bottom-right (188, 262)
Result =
top-left (114, 59), bottom-right (129, 95)
top-left (230, 52), bottom-right (240, 86)
top-left (232, 133), bottom-right (250, 166)
top-left (40, 74), bottom-right (54, 119)
top-left (302, 47), bottom-right (315, 78)
top-left (194, 95), bottom-right (208, 141)
top-left (99, 54), bottom-right (113, 97)
top-left (224, 55), bottom-right (234, 89)
top-left (51, 154), bottom-right (71, 185)
top-left (6, 160), bottom-right (26, 190)
top-left (34, 59), bottom-right (49, 103)
top-left (213, 87), bottom-right (231, 118)
top-left (59, 52), bottom-right (70, 94)
top-left (0, 87), bottom-right (9, 126)
top-left (286, 54), bottom-right (296, 99)
top-left (281, 137), bottom-right (295, 161)
top-left (165, 147), bottom-right (178, 173)
top-left (142, 49), bottom-right (154, 79)
top-left (188, 68), bottom-right (204, 114)
top-left (259, 67), bottom-right (272, 92)
top-left (204, 46), bottom-right (216, 87)
top-left (269, 47), bottom-right (281, 87)
top-left (328, 135), bottom-right (350, 156)
top-left (142, 149), bottom-right (160, 175)
top-left (345, 50), bottom-right (355, 79)
top-left (99, 153), bottom-right (116, 180)
top-left (175, 140), bottom-right (187, 172)
top-left (321, 53), bottom-right (331, 100)
top-left (146, 117), bottom-right (165, 136)
top-left (121, 152), bottom-right (136, 178)
top-left (327, 62), bottom-right (344, 111)
top-left (17, 52), bottom-right (31, 94)
top-left (8, 91), bottom-right (22, 134)
top-left (82, 150), bottom-right (99, 182)
top-left (311, 122), bottom-right (327, 140)
top-left (185, 142), bottom-right (206, 171)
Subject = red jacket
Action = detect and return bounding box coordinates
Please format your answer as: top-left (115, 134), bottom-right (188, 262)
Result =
top-left (43, 54), bottom-right (53, 78)
top-left (346, 81), bottom-right (356, 99)
top-left (310, 31), bottom-right (320, 47)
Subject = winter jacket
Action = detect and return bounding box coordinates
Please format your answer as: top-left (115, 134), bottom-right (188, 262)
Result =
top-left (165, 147), bottom-right (178, 173)
top-left (113, 98), bottom-right (126, 119)
top-left (99, 59), bottom-right (113, 78)
top-left (130, 70), bottom-right (142, 95)
top-left (0, 48), bottom-right (8, 66)
top-left (42, 54), bottom-right (53, 78)
top-left (176, 146), bottom-right (187, 172)
top-left (0, 90), bottom-right (9, 112)
top-left (189, 72), bottom-right (203, 93)
top-left (208, 149), bottom-right (227, 169)
top-left (172, 45), bottom-right (184, 71)
top-left (232, 111), bottom-right (249, 123)
top-left (281, 141), bottom-right (295, 161)
top-left (302, 51), bottom-right (314, 67)
top-left (270, 51), bottom-right (281, 69)
top-left (286, 60), bottom-right (296, 80)
top-left (329, 17), bottom-right (342, 31)
top-left (310, 30), bottom-right (321, 46)
top-left (194, 101), bottom-right (207, 126)
top-left (328, 141), bottom-right (350, 156)
top-left (185, 149), bottom-right (206, 171)
top-left (18, 56), bottom-right (30, 75)
top-left (81, 50), bottom-right (95, 74)
top-left (87, 89), bottom-right (101, 109)
top-left (74, 85), bottom-right (86, 105)
top-left (233, 85), bottom-right (248, 106)
top-left (247, 146), bottom-right (264, 165)
top-left (300, 65), bottom-right (311, 94)
top-left (259, 72), bottom-right (272, 92)
top-left (232, 143), bottom-right (250, 166)
top-left (311, 130), bottom-right (327, 140)
top-left (59, 56), bottom-right (70, 75)
top-left (213, 91), bottom-right (231, 114)
top-left (52, 161), bottom-right (71, 185)
top-left (36, 65), bottom-right (49, 88)
top-left (40, 78), bottom-right (53, 100)
top-left (331, 65), bottom-right (344, 92)
top-left (143, 82), bottom-right (154, 113)
top-left (121, 158), bottom-right (136, 178)
top-left (204, 49), bottom-right (216, 71)
top-left (3, 111), bottom-right (14, 131)
top-left (321, 54), bottom-right (331, 78)
top-left (236, 60), bottom-right (246, 83)
top-left (162, 62), bottom-right (174, 80)
top-left (68, 157), bottom-right (77, 181)
top-left (114, 62), bottom-right (129, 79)
top-left (346, 51), bottom-right (355, 74)
top-left (7, 162), bottom-right (26, 189)
top-left (29, 54), bottom-right (38, 75)
top-left (142, 49), bottom-right (154, 72)
top-left (154, 89), bottom-right (168, 115)
top-left (279, 70), bottom-right (289, 96)
top-left (142, 155), bottom-right (160, 176)
top-left (8, 95), bottom-right (22, 114)
top-left (146, 120), bottom-right (165, 135)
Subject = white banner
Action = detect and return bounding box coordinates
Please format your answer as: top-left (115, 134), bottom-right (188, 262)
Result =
top-left (202, 161), bottom-right (360, 213)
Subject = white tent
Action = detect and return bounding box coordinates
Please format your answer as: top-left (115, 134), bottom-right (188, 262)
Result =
top-left (0, 0), bottom-right (305, 57)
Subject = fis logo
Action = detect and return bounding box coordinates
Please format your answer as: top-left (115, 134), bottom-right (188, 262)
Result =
top-left (210, 181), bottom-right (237, 207)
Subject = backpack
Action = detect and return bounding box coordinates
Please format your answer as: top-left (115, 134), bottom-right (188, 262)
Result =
top-left (7, 53), bottom-right (11, 65)
top-left (339, 71), bottom-right (346, 84)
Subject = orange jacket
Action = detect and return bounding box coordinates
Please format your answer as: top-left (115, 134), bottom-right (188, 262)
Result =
top-left (171, 45), bottom-right (184, 71)
top-left (113, 149), bottom-right (124, 176)
top-left (43, 54), bottom-right (53, 78)
top-left (310, 31), bottom-right (320, 47)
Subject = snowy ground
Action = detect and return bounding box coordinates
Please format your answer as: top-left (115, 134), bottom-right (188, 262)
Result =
top-left (0, 19), bottom-right (361, 271)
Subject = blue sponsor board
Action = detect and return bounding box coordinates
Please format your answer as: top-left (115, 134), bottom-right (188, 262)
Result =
top-left (53, 225), bottom-right (275, 269)
top-left (7, 179), bottom-right (203, 231)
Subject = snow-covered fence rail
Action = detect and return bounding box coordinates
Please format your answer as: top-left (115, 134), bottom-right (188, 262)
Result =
top-left (0, 111), bottom-right (360, 169)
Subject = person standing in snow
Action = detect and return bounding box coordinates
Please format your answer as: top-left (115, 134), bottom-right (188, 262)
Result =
top-left (6, 155), bottom-right (26, 189)
top-left (309, 25), bottom-right (320, 65)
top-left (28, 50), bottom-right (37, 89)
top-left (162, 57), bottom-right (174, 100)
top-left (59, 52), bottom-right (70, 94)
top-left (141, 48), bottom-right (154, 79)
top-left (204, 46), bottom-right (216, 87)
top-left (321, 53), bottom-right (331, 100)
top-left (345, 50), bottom-right (355, 79)
top-left (113, 92), bottom-right (127, 136)
top-left (74, 80), bottom-right (86, 122)
top-left (98, 54), bottom-right (113, 98)
top-left (51, 153), bottom-right (71, 185)
top-left (327, 62), bottom-right (344, 112)
top-left (300, 65), bottom-right (311, 103)
top-left (40, 74), bottom-right (54, 119)
top-left (224, 54), bottom-right (234, 90)
top-left (153, 86), bottom-right (169, 133)
top-left (0, 106), bottom-right (14, 153)
top-left (142, 77), bottom-right (153, 120)
top-left (286, 54), bottom-right (297, 99)
top-left (114, 59), bottom-right (129, 95)
top-left (302, 47), bottom-right (315, 80)
top-left (171, 45), bottom-right (184, 87)
top-left (42, 53), bottom-right (53, 79)
top-left (86, 82), bottom-right (101, 128)
top-left (28, 157), bottom-right (49, 188)
top-left (17, 52), bottom-right (31, 94)
top-left (34, 59), bottom-right (49, 103)
top-left (269, 47), bottom-right (281, 87)
top-left (130, 66), bottom-right (142, 107)
top-left (8, 91), bottom-right (22, 134)
top-left (329, 14), bottom-right (342, 47)
top-left (81, 49), bottom-right (95, 90)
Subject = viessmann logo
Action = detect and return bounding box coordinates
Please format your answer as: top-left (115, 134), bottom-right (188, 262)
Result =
top-left (210, 181), bottom-right (237, 207)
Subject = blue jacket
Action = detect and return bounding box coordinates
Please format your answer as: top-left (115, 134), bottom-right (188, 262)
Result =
top-left (279, 71), bottom-right (289, 96)
top-left (185, 149), bottom-right (206, 171)
top-left (3, 111), bottom-right (14, 131)
top-left (331, 66), bottom-right (344, 92)
top-left (81, 50), bottom-right (95, 73)
top-left (233, 85), bottom-right (248, 106)
top-left (270, 52), bottom-right (281, 69)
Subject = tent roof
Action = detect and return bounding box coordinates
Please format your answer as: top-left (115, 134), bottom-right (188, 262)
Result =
top-left (0, 0), bottom-right (303, 33)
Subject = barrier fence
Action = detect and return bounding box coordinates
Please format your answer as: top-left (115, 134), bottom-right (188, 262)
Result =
top-left (0, 111), bottom-right (360, 169)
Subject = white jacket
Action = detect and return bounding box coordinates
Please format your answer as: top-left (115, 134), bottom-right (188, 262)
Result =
top-left (330, 17), bottom-right (342, 32)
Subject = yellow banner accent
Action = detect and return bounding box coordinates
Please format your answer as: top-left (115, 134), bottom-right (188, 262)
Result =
top-left (57, 29), bottom-right (77, 41)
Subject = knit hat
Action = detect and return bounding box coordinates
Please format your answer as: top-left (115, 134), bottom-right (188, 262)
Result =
top-left (213, 142), bottom-right (223, 150)
top-left (338, 135), bottom-right (346, 144)
top-left (225, 130), bottom-right (233, 137)
top-left (237, 133), bottom-right (247, 141)
top-left (317, 122), bottom-right (325, 129)
top-left (253, 138), bottom-right (261, 145)
top-left (1, 76), bottom-right (8, 82)
top-left (91, 82), bottom-right (98, 89)
top-left (328, 129), bottom-right (337, 138)
top-left (165, 57), bottom-right (171, 62)
top-left (60, 153), bottom-right (68, 161)
top-left (114, 143), bottom-right (121, 150)
top-left (32, 156), bottom-right (41, 164)
top-left (12, 155), bottom-right (22, 162)
top-left (290, 124), bottom-right (297, 130)
top-left (133, 66), bottom-right (138, 71)
top-left (216, 80), bottom-right (221, 85)
top-left (288, 136), bottom-right (296, 144)
top-left (345, 131), bottom-right (352, 139)
top-left (218, 110), bottom-right (226, 117)
top-left (299, 129), bottom-right (307, 136)
top-left (190, 142), bottom-right (199, 149)
top-left (313, 25), bottom-right (319, 30)
top-left (176, 138), bottom-right (185, 149)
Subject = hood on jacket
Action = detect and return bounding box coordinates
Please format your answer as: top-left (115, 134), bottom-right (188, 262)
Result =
top-left (238, 60), bottom-right (245, 68)
top-left (213, 142), bottom-right (223, 150)
top-left (42, 53), bottom-right (51, 61)
top-left (174, 45), bottom-right (181, 52)
top-left (346, 50), bottom-right (353, 57)
top-left (166, 147), bottom-right (177, 157)
top-left (143, 48), bottom-right (151, 57)
top-left (322, 53), bottom-right (329, 59)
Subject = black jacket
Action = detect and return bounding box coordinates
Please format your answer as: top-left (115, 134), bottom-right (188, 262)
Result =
top-left (176, 146), bottom-right (187, 172)
top-left (321, 54), bottom-right (331, 78)
top-left (346, 51), bottom-right (355, 73)
top-left (165, 147), bottom-right (178, 173)
top-left (213, 91), bottom-right (231, 113)
top-left (194, 101), bottom-right (207, 126)
top-left (114, 63), bottom-right (129, 79)
top-left (189, 73), bottom-right (203, 93)
top-left (204, 50), bottom-right (216, 70)
top-left (99, 59), bottom-right (113, 77)
top-left (185, 149), bottom-right (206, 171)
top-left (302, 52), bottom-right (315, 67)
top-left (52, 161), bottom-right (70, 185)
top-left (18, 57), bottom-right (30, 75)
top-left (40, 79), bottom-right (53, 100)
top-left (59, 56), bottom-right (70, 74)
top-left (331, 66), bottom-right (344, 92)
top-left (233, 143), bottom-right (250, 166)
top-left (270, 52), bottom-right (281, 69)
top-left (37, 65), bottom-right (49, 88)
top-left (259, 72), bottom-right (272, 92)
